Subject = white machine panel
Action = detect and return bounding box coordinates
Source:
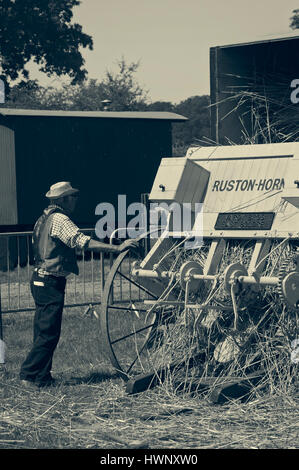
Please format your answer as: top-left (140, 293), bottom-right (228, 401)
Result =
top-left (149, 157), bottom-right (210, 206)
top-left (150, 142), bottom-right (299, 239)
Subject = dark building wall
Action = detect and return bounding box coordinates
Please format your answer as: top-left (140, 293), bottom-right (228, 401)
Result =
top-left (0, 115), bottom-right (172, 228)
top-left (210, 37), bottom-right (299, 144)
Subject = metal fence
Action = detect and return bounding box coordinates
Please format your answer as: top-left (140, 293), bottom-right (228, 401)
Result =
top-left (0, 194), bottom-right (151, 317)
top-left (0, 229), bottom-right (115, 315)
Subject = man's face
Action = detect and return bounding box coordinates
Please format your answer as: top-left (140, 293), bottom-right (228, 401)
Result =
top-left (65, 194), bottom-right (79, 213)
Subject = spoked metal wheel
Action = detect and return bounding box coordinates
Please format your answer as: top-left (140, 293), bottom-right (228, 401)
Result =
top-left (101, 249), bottom-right (167, 380)
top-left (100, 242), bottom-right (212, 381)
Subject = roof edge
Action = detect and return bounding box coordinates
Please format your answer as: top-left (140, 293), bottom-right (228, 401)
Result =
top-left (0, 108), bottom-right (188, 122)
top-left (210, 34), bottom-right (299, 50)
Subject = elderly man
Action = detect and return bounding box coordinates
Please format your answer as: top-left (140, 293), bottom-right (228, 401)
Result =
top-left (20, 182), bottom-right (138, 389)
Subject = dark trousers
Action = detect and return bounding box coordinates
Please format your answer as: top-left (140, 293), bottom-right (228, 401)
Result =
top-left (20, 271), bottom-right (66, 385)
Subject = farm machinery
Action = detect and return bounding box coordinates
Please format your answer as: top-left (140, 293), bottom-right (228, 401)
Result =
top-left (100, 142), bottom-right (299, 401)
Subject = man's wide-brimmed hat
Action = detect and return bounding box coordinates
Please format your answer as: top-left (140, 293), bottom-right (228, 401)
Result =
top-left (45, 181), bottom-right (79, 199)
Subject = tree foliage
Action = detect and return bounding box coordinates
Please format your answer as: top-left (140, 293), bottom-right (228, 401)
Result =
top-left (0, 0), bottom-right (93, 84)
top-left (65, 58), bottom-right (149, 111)
top-left (100, 58), bottom-right (149, 111)
top-left (147, 95), bottom-right (211, 155)
top-left (290, 9), bottom-right (299, 29)
top-left (173, 95), bottom-right (211, 153)
top-left (2, 59), bottom-right (149, 111)
top-left (0, 79), bottom-right (75, 109)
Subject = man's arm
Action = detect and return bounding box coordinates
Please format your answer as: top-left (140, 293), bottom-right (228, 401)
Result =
top-left (86, 238), bottom-right (139, 254)
top-left (50, 213), bottom-right (139, 254)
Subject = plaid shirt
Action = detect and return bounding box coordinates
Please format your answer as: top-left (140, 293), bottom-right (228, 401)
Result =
top-left (36, 205), bottom-right (91, 277)
top-left (50, 210), bottom-right (91, 250)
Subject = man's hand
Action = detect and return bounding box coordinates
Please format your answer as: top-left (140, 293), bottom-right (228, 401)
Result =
top-left (118, 239), bottom-right (140, 253)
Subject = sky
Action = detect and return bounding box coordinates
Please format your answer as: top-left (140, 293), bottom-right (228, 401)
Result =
top-left (31, 0), bottom-right (299, 104)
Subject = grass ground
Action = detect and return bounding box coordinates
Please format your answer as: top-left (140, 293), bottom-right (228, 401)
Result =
top-left (0, 305), bottom-right (298, 451)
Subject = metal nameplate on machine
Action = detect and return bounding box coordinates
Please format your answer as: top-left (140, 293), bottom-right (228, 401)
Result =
top-left (214, 212), bottom-right (275, 231)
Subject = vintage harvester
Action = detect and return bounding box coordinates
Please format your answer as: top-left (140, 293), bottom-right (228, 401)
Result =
top-left (100, 141), bottom-right (299, 400)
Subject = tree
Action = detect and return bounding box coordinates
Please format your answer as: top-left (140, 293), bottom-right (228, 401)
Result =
top-left (146, 96), bottom-right (211, 155)
top-left (290, 9), bottom-right (299, 29)
top-left (99, 57), bottom-right (149, 111)
top-left (0, 0), bottom-right (93, 85)
top-left (144, 100), bottom-right (174, 112)
top-left (0, 79), bottom-right (43, 108)
top-left (0, 79), bottom-right (76, 109)
top-left (2, 58), bottom-right (150, 111)
top-left (66, 79), bottom-right (106, 110)
top-left (60, 58), bottom-right (150, 111)
top-left (172, 95), bottom-right (211, 154)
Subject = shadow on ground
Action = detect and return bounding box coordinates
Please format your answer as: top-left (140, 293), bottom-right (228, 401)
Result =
top-left (64, 370), bottom-right (120, 386)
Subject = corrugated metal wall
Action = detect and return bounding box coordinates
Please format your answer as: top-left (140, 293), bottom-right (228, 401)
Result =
top-left (0, 115), bottom-right (172, 228)
top-left (0, 125), bottom-right (17, 224)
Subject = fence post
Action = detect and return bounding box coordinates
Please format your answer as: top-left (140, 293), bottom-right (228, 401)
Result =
top-left (0, 287), bottom-right (6, 373)
top-left (100, 252), bottom-right (105, 297)
top-left (141, 193), bottom-right (150, 255)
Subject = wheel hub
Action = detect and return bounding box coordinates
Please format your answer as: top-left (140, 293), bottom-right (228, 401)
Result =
top-left (278, 251), bottom-right (299, 311)
top-left (179, 261), bottom-right (203, 293)
top-left (223, 262), bottom-right (248, 294)
top-left (280, 271), bottom-right (299, 309)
